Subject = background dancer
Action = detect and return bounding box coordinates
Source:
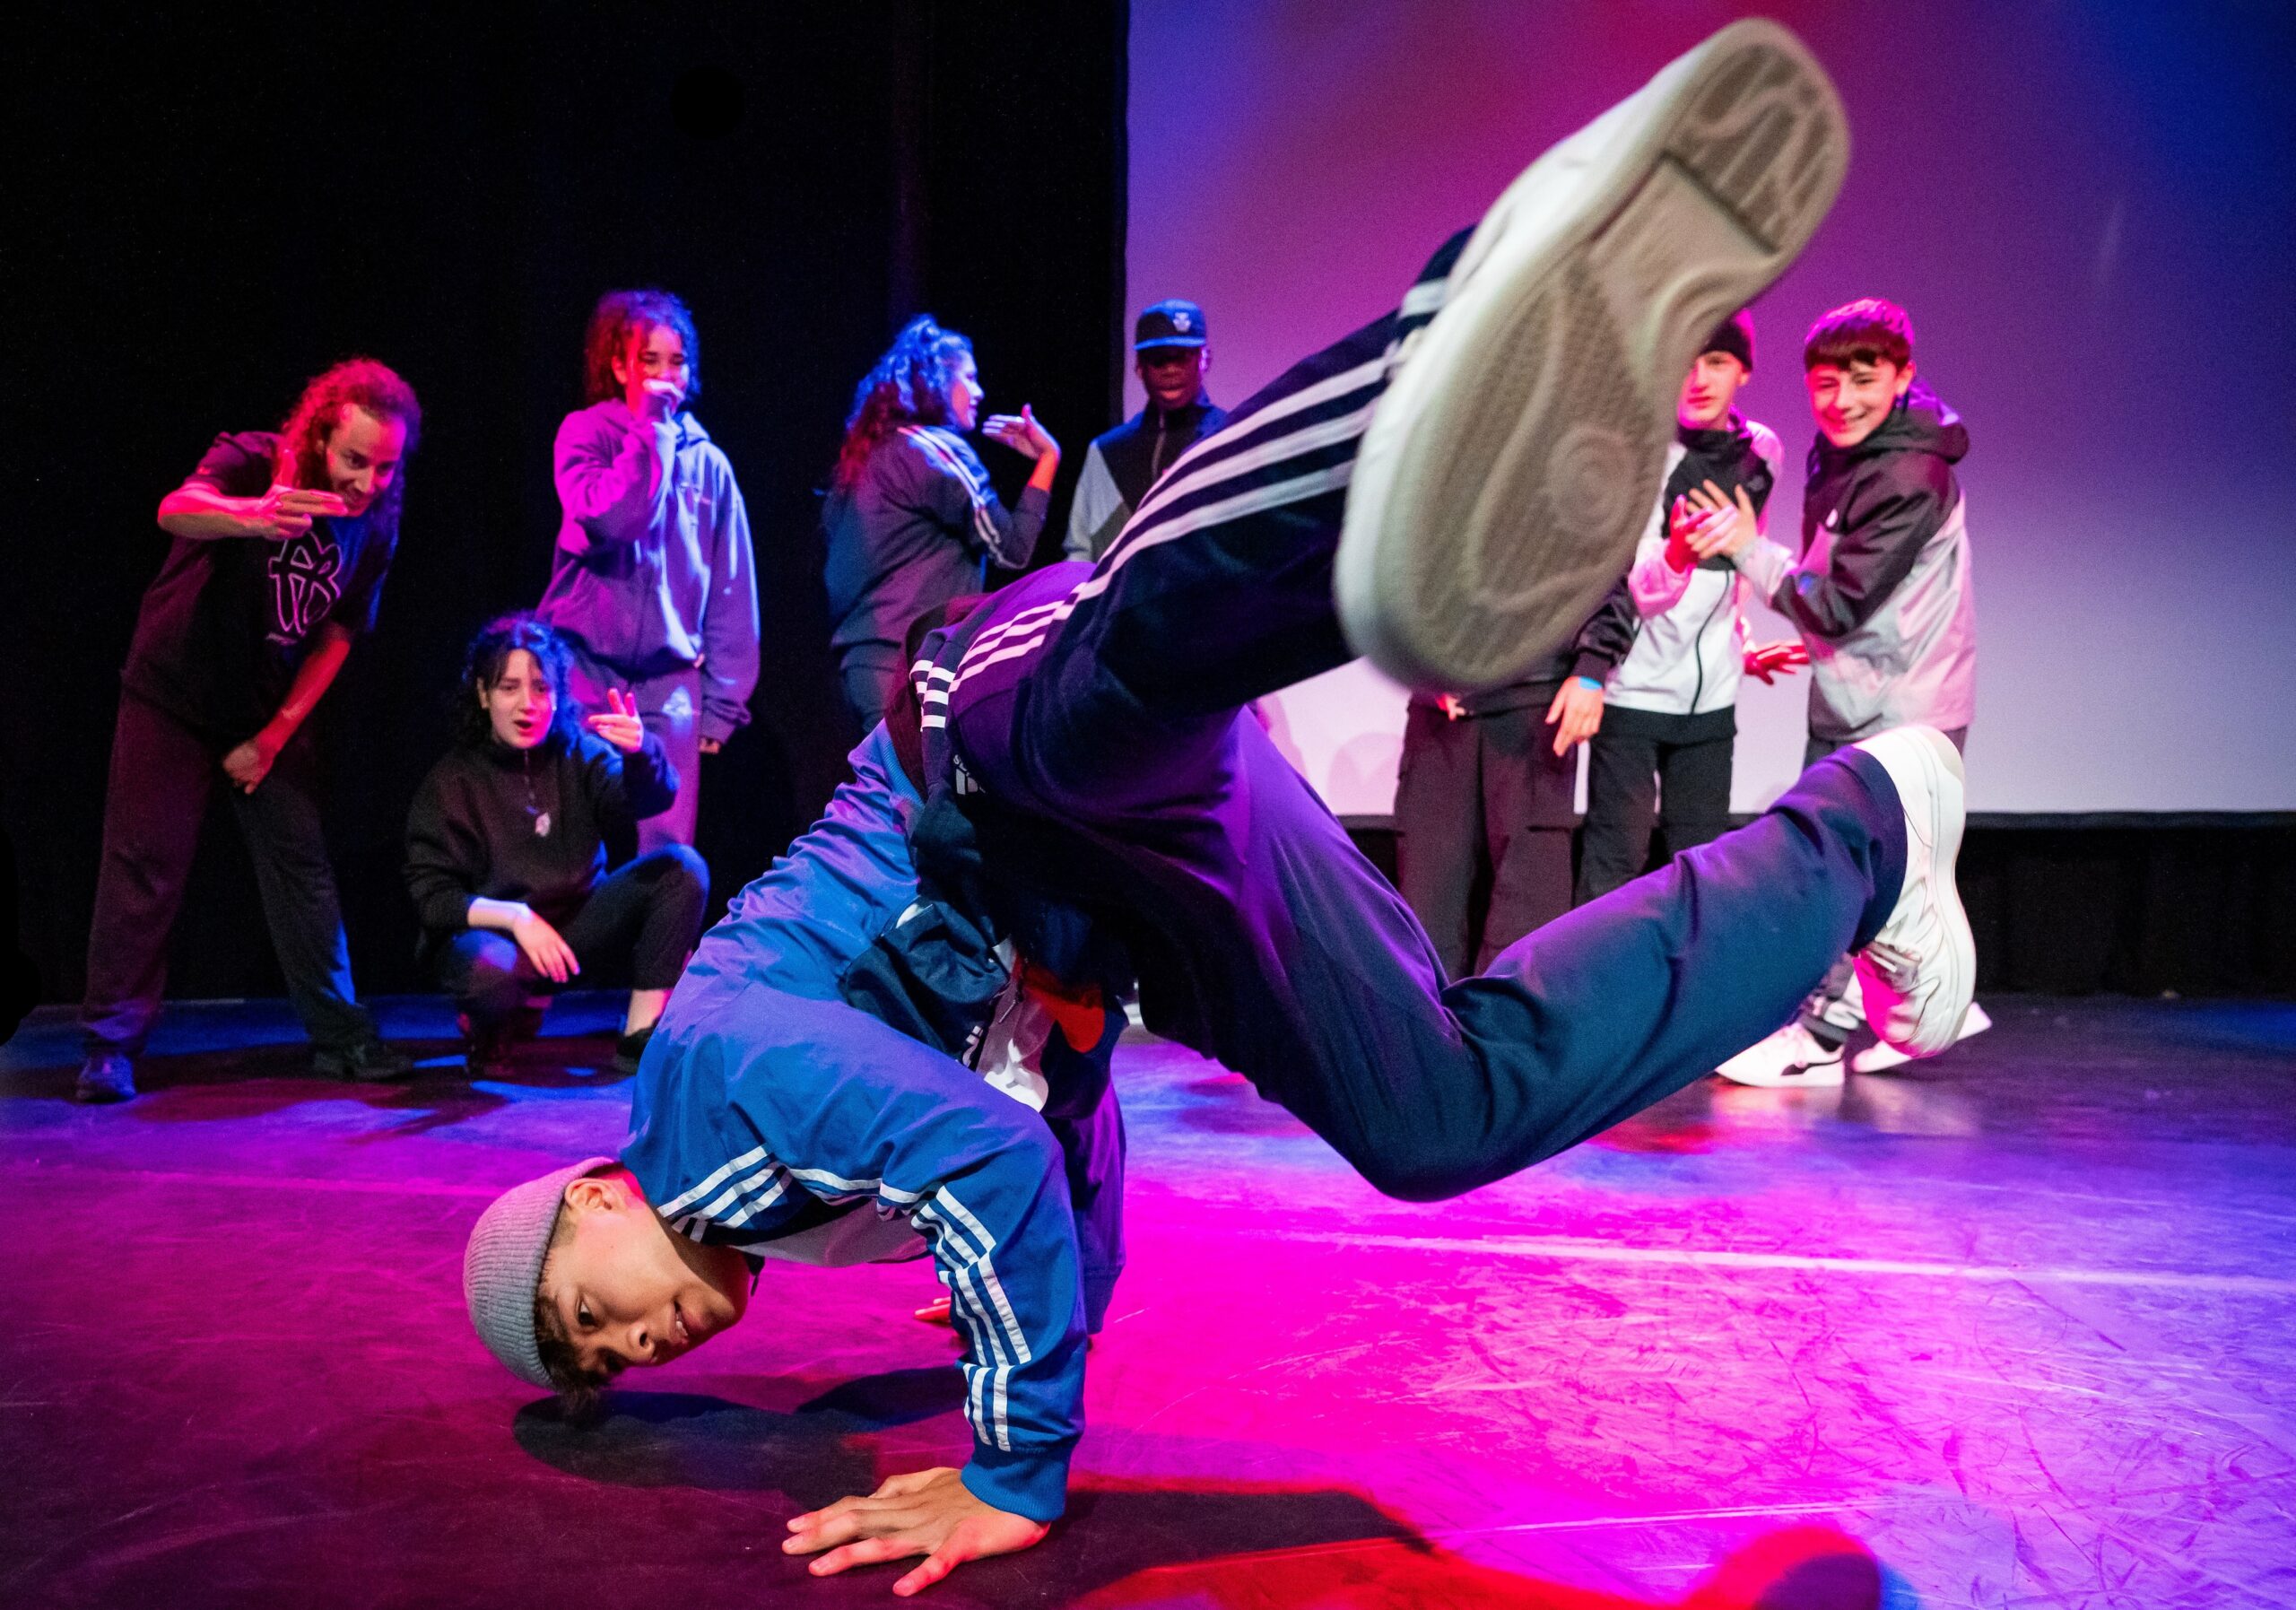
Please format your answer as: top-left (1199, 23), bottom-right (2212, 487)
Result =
top-left (1394, 578), bottom-right (1634, 975)
top-left (1577, 312), bottom-right (1802, 906)
top-left (77, 359), bottom-right (422, 1103)
top-left (1063, 299), bottom-right (1228, 563)
top-left (538, 288), bottom-right (759, 853)
top-left (1697, 296), bottom-right (1984, 1085)
top-left (822, 316), bottom-right (1062, 730)
top-left (458, 25), bottom-right (1961, 1597)
top-left (404, 614), bottom-right (707, 1074)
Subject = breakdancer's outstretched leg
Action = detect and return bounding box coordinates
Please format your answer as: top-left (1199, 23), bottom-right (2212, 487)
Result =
top-left (921, 17), bottom-right (1966, 1204)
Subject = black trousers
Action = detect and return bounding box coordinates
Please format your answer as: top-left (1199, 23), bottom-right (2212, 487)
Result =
top-left (1576, 705), bottom-right (1737, 906)
top-left (1393, 697), bottom-right (1578, 980)
top-left (83, 690), bottom-right (373, 1057)
top-left (838, 655), bottom-right (905, 737)
top-left (433, 845), bottom-right (709, 1026)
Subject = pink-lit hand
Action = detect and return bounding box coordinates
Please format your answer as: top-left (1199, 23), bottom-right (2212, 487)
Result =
top-left (509, 906), bottom-right (579, 984)
top-left (584, 687), bottom-right (646, 753)
top-left (244, 484), bottom-right (349, 541)
top-left (982, 405), bottom-right (1058, 461)
top-left (785, 1467), bottom-right (1048, 1596)
top-left (1744, 640), bottom-right (1810, 684)
top-left (221, 735), bottom-right (280, 793)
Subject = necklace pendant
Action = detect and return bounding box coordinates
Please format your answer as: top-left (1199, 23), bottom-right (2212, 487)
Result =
top-left (534, 810), bottom-right (552, 838)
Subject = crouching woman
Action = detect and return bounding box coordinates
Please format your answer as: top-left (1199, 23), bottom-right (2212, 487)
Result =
top-left (405, 614), bottom-right (708, 1072)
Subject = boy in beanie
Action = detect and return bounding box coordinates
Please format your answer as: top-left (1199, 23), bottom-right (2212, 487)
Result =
top-left (1576, 311), bottom-right (1805, 905)
top-left (465, 24), bottom-right (1975, 1594)
top-left (1690, 297), bottom-right (1985, 1085)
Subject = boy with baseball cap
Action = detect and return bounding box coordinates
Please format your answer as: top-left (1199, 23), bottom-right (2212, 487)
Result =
top-left (1064, 299), bottom-right (1228, 562)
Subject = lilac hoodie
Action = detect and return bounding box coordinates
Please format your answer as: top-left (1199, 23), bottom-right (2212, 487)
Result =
top-left (538, 398), bottom-right (761, 743)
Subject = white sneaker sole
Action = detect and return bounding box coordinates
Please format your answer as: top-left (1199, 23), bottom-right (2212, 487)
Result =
top-left (1854, 727), bottom-right (1976, 1058)
top-left (1336, 19), bottom-right (1848, 691)
top-left (1852, 1000), bottom-right (1992, 1074)
top-left (1717, 1058), bottom-right (1845, 1090)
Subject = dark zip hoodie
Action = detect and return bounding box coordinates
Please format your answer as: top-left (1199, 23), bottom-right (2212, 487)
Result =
top-left (1064, 396), bottom-right (1230, 562)
top-left (404, 727), bottom-right (677, 940)
top-left (1735, 381), bottom-right (1978, 739)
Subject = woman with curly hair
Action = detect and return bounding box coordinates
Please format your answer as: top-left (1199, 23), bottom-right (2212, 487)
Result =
top-left (537, 288), bottom-right (759, 852)
top-left (77, 357), bottom-right (423, 1103)
top-left (822, 315), bottom-right (1061, 728)
top-left (404, 614), bottom-right (706, 1074)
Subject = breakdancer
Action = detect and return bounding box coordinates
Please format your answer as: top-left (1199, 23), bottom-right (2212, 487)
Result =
top-left (465, 22), bottom-right (1968, 1596)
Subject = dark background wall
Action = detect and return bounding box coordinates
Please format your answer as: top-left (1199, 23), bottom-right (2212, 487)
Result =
top-left (4, 0), bottom-right (1127, 1004)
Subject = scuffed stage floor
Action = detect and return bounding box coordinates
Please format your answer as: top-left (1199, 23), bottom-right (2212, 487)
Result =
top-left (3, 995), bottom-right (2292, 1607)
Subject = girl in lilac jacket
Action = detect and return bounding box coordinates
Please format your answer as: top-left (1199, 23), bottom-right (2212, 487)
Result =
top-left (538, 289), bottom-right (760, 851)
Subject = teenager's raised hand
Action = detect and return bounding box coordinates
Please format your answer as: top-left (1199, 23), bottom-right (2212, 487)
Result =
top-left (509, 906), bottom-right (579, 984)
top-left (783, 1466), bottom-right (1049, 1596)
top-left (244, 484), bottom-right (349, 541)
top-left (1743, 639), bottom-right (1810, 684)
top-left (584, 687), bottom-right (647, 753)
top-left (1686, 483), bottom-right (1761, 561)
top-left (982, 405), bottom-right (1058, 461)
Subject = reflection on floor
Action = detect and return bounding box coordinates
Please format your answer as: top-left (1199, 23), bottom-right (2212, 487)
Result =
top-left (4, 995), bottom-right (2292, 1608)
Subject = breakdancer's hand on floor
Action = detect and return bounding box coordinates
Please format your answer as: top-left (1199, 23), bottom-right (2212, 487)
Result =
top-left (785, 1466), bottom-right (1048, 1596)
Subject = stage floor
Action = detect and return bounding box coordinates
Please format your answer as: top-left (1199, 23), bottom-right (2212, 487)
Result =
top-left (3, 995), bottom-right (2292, 1608)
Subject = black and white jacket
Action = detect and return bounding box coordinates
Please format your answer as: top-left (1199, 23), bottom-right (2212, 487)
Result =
top-left (1611, 415), bottom-right (1786, 718)
top-left (1734, 383), bottom-right (1977, 741)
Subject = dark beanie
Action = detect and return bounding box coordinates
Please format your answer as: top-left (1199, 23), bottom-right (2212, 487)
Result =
top-left (1700, 309), bottom-right (1756, 372)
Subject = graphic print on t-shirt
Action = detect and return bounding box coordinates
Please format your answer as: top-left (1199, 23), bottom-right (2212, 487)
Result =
top-left (266, 528), bottom-right (343, 645)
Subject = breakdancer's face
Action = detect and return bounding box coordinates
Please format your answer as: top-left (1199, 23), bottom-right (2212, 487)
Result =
top-left (1676, 350), bottom-right (1749, 430)
top-left (946, 355), bottom-right (985, 432)
top-left (538, 1166), bottom-right (751, 1387)
top-left (1806, 356), bottom-right (1913, 448)
top-left (481, 649), bottom-right (556, 750)
top-left (319, 406), bottom-right (408, 518)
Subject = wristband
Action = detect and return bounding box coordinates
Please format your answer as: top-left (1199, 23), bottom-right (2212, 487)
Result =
top-left (1575, 676), bottom-right (1603, 692)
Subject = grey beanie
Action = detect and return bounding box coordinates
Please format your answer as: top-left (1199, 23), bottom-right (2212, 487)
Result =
top-left (464, 1156), bottom-right (615, 1389)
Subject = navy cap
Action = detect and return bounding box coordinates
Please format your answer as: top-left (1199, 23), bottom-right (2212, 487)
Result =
top-left (1135, 300), bottom-right (1209, 351)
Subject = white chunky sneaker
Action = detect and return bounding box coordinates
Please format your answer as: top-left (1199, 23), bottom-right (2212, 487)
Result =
top-left (1853, 1000), bottom-right (1991, 1074)
top-left (1848, 727), bottom-right (1976, 1059)
top-left (1717, 1023), bottom-right (1846, 1089)
top-left (1336, 19), bottom-right (1849, 692)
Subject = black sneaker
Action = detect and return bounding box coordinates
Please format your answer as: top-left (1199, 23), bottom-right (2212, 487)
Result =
top-left (613, 1025), bottom-right (656, 1076)
top-left (315, 1039), bottom-right (415, 1083)
top-left (74, 1051), bottom-right (136, 1104)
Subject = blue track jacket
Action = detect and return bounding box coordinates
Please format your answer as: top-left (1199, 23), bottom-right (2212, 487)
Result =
top-left (620, 726), bottom-right (1124, 1524)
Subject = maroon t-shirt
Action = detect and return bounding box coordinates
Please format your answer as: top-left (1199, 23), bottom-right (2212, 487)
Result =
top-left (122, 431), bottom-right (397, 739)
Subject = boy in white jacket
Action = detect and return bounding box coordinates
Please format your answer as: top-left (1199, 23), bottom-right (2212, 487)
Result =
top-left (1578, 314), bottom-right (1804, 904)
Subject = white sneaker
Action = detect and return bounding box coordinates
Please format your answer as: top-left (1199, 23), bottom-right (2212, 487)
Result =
top-left (1848, 727), bottom-right (1976, 1059)
top-left (1717, 1023), bottom-right (1846, 1088)
top-left (1336, 19), bottom-right (1849, 692)
top-left (1853, 1000), bottom-right (1991, 1074)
